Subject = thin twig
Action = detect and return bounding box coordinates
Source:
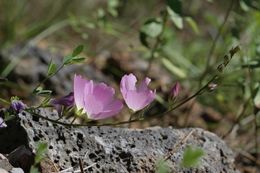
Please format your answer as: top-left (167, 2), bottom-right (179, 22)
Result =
top-left (79, 158), bottom-right (84, 173)
top-left (152, 75), bottom-right (218, 119)
top-left (26, 75), bottom-right (217, 128)
top-left (164, 129), bottom-right (195, 161)
top-left (236, 149), bottom-right (260, 166)
top-left (200, 0), bottom-right (235, 82)
top-left (145, 10), bottom-right (168, 76)
top-left (32, 64), bottom-right (64, 94)
top-left (254, 111), bottom-right (259, 166)
top-left (222, 98), bottom-right (250, 139)
top-left (27, 109), bottom-right (141, 127)
top-left (58, 163), bottom-right (96, 173)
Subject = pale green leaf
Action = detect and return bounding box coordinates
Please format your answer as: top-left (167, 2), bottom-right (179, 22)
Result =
top-left (63, 55), bottom-right (73, 65)
top-left (47, 62), bottom-right (57, 76)
top-left (141, 18), bottom-right (163, 38)
top-left (30, 166), bottom-right (40, 173)
top-left (181, 146), bottom-right (204, 168)
top-left (254, 86), bottom-right (260, 108)
top-left (185, 17), bottom-right (200, 34)
top-left (161, 58), bottom-right (187, 78)
top-left (166, 0), bottom-right (182, 15)
top-left (35, 142), bottom-right (48, 164)
top-left (167, 7), bottom-right (183, 29)
top-left (155, 159), bottom-right (170, 173)
top-left (72, 45), bottom-right (84, 57)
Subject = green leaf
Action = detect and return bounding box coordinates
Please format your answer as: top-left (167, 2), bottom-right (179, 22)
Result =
top-left (33, 87), bottom-right (52, 96)
top-left (71, 56), bottom-right (86, 64)
top-left (240, 0), bottom-right (250, 11)
top-left (139, 32), bottom-right (150, 48)
top-left (167, 7), bottom-right (183, 29)
top-left (63, 54), bottom-right (86, 65)
top-left (241, 60), bottom-right (260, 68)
top-left (181, 146), bottom-right (204, 168)
top-left (41, 96), bottom-right (51, 107)
top-left (240, 0), bottom-right (260, 11)
top-left (254, 86), bottom-right (260, 109)
top-left (185, 17), bottom-right (200, 34)
top-left (166, 0), bottom-right (182, 15)
top-left (140, 18), bottom-right (163, 38)
top-left (0, 97), bottom-right (10, 105)
top-left (47, 61), bottom-right (57, 76)
top-left (63, 55), bottom-right (73, 65)
top-left (30, 166), bottom-right (40, 173)
top-left (72, 45), bottom-right (84, 57)
top-left (155, 159), bottom-right (170, 173)
top-left (35, 142), bottom-right (48, 164)
top-left (161, 58), bottom-right (187, 78)
top-left (108, 0), bottom-right (119, 17)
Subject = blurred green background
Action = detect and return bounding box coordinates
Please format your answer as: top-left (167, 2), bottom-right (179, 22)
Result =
top-left (0, 0), bottom-right (259, 172)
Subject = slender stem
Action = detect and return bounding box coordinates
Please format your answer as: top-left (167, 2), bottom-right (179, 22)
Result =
top-left (27, 109), bottom-right (141, 127)
top-left (151, 75), bottom-right (218, 119)
top-left (200, 0), bottom-right (235, 82)
top-left (70, 116), bottom-right (77, 125)
top-left (164, 129), bottom-right (195, 161)
top-left (26, 75), bottom-right (218, 128)
top-left (32, 64), bottom-right (64, 94)
top-left (222, 98), bottom-right (250, 139)
top-left (145, 10), bottom-right (168, 76)
top-left (254, 111), bottom-right (259, 165)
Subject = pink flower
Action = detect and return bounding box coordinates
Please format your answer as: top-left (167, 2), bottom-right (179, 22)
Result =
top-left (170, 82), bottom-right (181, 99)
top-left (74, 74), bottom-right (123, 120)
top-left (120, 73), bottom-right (156, 111)
top-left (51, 92), bottom-right (74, 114)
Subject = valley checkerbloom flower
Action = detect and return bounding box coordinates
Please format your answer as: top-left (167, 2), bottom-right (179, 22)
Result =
top-left (120, 73), bottom-right (156, 112)
top-left (51, 92), bottom-right (74, 114)
top-left (74, 74), bottom-right (123, 120)
top-left (10, 99), bottom-right (26, 113)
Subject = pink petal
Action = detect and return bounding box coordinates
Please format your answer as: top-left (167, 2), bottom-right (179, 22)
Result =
top-left (92, 100), bottom-right (123, 120)
top-left (83, 86), bottom-right (103, 116)
top-left (74, 74), bottom-right (88, 110)
top-left (120, 74), bottom-right (155, 111)
top-left (93, 82), bottom-right (115, 105)
top-left (137, 77), bottom-right (151, 92)
top-left (125, 90), bottom-right (155, 111)
top-left (84, 80), bottom-right (94, 95)
top-left (120, 73), bottom-right (137, 97)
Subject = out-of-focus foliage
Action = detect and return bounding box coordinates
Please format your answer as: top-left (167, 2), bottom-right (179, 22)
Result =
top-left (155, 159), bottom-right (170, 173)
top-left (0, 0), bottom-right (259, 171)
top-left (181, 146), bottom-right (204, 168)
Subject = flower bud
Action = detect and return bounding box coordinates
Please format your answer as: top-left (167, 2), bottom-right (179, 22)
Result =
top-left (10, 99), bottom-right (26, 113)
top-left (170, 82), bottom-right (181, 100)
top-left (51, 92), bottom-right (74, 114)
top-left (208, 83), bottom-right (217, 92)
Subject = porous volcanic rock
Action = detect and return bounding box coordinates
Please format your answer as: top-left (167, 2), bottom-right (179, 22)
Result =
top-left (0, 109), bottom-right (239, 173)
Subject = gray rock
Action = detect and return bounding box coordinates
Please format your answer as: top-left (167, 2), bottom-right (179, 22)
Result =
top-left (0, 154), bottom-right (24, 173)
top-left (0, 168), bottom-right (8, 173)
top-left (0, 154), bottom-right (12, 172)
top-left (0, 109), bottom-right (239, 173)
top-left (10, 168), bottom-right (24, 173)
